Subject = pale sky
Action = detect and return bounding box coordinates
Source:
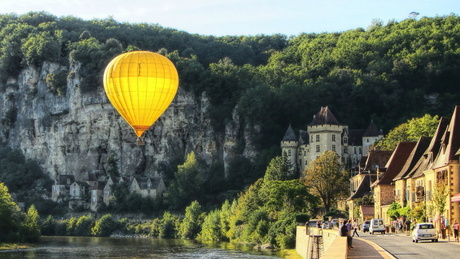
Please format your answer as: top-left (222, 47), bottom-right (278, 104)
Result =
top-left (0, 0), bottom-right (458, 36)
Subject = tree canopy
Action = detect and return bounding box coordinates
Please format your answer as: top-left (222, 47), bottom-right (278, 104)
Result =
top-left (375, 114), bottom-right (439, 150)
top-left (302, 151), bottom-right (349, 212)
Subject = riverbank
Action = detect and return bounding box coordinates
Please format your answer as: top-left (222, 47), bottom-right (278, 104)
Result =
top-left (0, 243), bottom-right (28, 250)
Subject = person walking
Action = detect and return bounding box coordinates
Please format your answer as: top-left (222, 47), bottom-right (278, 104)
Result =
top-left (352, 220), bottom-right (360, 237)
top-left (346, 219), bottom-right (354, 248)
top-left (453, 220), bottom-right (459, 242)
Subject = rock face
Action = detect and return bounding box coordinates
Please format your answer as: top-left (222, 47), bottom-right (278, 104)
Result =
top-left (0, 62), bottom-right (258, 181)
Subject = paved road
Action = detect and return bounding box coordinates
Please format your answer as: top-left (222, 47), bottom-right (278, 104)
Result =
top-left (357, 231), bottom-right (460, 259)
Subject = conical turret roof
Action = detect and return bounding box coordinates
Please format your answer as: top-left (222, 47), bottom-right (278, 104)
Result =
top-left (282, 124), bottom-right (297, 141)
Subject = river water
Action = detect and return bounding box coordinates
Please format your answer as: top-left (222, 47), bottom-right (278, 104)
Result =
top-left (0, 236), bottom-right (282, 258)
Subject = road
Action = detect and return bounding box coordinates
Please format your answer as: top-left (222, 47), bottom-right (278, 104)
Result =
top-left (357, 231), bottom-right (460, 258)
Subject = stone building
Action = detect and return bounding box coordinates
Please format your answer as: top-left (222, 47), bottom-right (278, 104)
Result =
top-left (372, 141), bottom-right (418, 221)
top-left (281, 106), bottom-right (383, 174)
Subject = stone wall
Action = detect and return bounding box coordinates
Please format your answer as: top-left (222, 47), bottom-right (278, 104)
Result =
top-left (296, 226), bottom-right (345, 259)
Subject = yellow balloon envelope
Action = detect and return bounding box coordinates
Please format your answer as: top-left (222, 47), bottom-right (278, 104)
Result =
top-left (103, 51), bottom-right (179, 139)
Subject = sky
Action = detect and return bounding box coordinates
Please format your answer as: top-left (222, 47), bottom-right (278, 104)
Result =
top-left (0, 0), bottom-right (459, 36)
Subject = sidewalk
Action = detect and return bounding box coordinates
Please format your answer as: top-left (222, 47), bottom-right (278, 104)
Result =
top-left (347, 237), bottom-right (395, 259)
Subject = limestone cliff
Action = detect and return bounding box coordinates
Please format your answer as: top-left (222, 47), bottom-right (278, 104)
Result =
top-left (0, 62), bottom-right (259, 181)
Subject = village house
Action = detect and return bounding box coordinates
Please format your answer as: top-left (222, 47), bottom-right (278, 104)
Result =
top-left (69, 181), bottom-right (91, 210)
top-left (90, 180), bottom-right (106, 212)
top-left (51, 174), bottom-right (75, 202)
top-left (361, 106), bottom-right (460, 234)
top-left (347, 148), bottom-right (392, 221)
top-left (51, 172), bottom-right (166, 212)
top-left (129, 176), bottom-right (166, 199)
top-left (372, 141), bottom-right (418, 222)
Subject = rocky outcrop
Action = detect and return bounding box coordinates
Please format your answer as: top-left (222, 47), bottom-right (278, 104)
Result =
top-left (0, 62), bottom-right (259, 181)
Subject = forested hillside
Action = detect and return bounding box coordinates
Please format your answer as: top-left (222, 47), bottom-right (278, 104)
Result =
top-left (1, 12), bottom-right (459, 153)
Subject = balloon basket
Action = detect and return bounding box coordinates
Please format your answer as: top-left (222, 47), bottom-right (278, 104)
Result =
top-left (136, 137), bottom-right (145, 146)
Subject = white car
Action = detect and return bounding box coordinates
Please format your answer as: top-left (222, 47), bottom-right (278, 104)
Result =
top-left (412, 223), bottom-right (438, 243)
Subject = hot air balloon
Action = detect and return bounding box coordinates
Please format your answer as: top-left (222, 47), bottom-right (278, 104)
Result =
top-left (103, 51), bottom-right (179, 145)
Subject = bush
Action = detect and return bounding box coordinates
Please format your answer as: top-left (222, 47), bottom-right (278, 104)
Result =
top-left (92, 214), bottom-right (116, 237)
top-left (74, 214), bottom-right (94, 236)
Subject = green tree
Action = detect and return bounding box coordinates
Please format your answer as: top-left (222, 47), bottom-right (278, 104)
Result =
top-left (0, 182), bottom-right (21, 242)
top-left (92, 214), bottom-right (116, 237)
top-left (74, 214), bottom-right (94, 236)
top-left (376, 114), bottom-right (439, 150)
top-left (158, 211), bottom-right (180, 239)
top-left (263, 156), bottom-right (289, 181)
top-left (20, 204), bottom-right (41, 242)
top-left (66, 217), bottom-right (77, 236)
top-left (387, 202), bottom-right (402, 220)
top-left (432, 179), bottom-right (449, 218)
top-left (302, 151), bottom-right (349, 212)
top-left (165, 152), bottom-right (204, 210)
top-left (179, 200), bottom-right (203, 239)
top-left (197, 209), bottom-right (223, 242)
top-left (41, 215), bottom-right (55, 236)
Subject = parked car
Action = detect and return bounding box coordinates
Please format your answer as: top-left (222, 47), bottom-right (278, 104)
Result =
top-left (370, 218), bottom-right (385, 234)
top-left (306, 219), bottom-right (322, 227)
top-left (331, 219), bottom-right (339, 228)
top-left (362, 220), bottom-right (370, 232)
top-left (412, 223), bottom-right (438, 243)
top-left (322, 221), bottom-right (333, 229)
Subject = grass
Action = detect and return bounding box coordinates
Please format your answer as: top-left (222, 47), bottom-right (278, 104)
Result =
top-left (281, 249), bottom-right (303, 259)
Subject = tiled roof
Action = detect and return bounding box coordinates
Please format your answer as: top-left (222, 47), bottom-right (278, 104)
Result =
top-left (282, 124), bottom-right (297, 141)
top-left (433, 106), bottom-right (460, 168)
top-left (348, 174), bottom-right (376, 200)
top-left (308, 106), bottom-right (341, 126)
top-left (348, 129), bottom-right (365, 146)
top-left (362, 150), bottom-right (393, 173)
top-left (379, 142), bottom-right (417, 183)
top-left (395, 138), bottom-right (430, 181)
top-left (363, 121), bottom-right (383, 137)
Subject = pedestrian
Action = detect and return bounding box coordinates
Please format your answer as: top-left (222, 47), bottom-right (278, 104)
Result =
top-left (453, 220), bottom-right (459, 242)
top-left (341, 220), bottom-right (353, 249)
top-left (405, 218), bottom-right (411, 236)
top-left (346, 219), bottom-right (354, 248)
top-left (352, 220), bottom-right (359, 237)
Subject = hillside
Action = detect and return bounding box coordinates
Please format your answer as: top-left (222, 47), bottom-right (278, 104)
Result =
top-left (0, 12), bottom-right (459, 210)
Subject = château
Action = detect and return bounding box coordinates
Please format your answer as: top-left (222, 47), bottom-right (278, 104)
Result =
top-left (281, 106), bottom-right (384, 174)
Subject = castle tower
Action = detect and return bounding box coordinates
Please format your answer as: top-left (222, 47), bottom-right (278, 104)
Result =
top-left (281, 124), bottom-right (298, 172)
top-left (306, 106), bottom-right (347, 164)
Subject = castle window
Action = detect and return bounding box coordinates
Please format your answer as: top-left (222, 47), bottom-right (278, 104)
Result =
top-left (344, 137), bottom-right (348, 144)
top-left (354, 147), bottom-right (356, 154)
top-left (344, 148), bottom-right (348, 154)
top-left (316, 135), bottom-right (320, 142)
top-left (367, 138), bottom-right (369, 143)
top-left (316, 145), bottom-right (320, 152)
top-left (288, 150), bottom-right (291, 156)
top-left (311, 135), bottom-right (314, 142)
top-left (332, 145), bottom-right (336, 152)
top-left (332, 135), bottom-right (336, 142)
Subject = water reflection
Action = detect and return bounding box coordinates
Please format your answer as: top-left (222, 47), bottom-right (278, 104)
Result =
top-left (0, 236), bottom-right (281, 258)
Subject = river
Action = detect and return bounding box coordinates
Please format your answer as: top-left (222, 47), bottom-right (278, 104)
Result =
top-left (0, 236), bottom-right (282, 258)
